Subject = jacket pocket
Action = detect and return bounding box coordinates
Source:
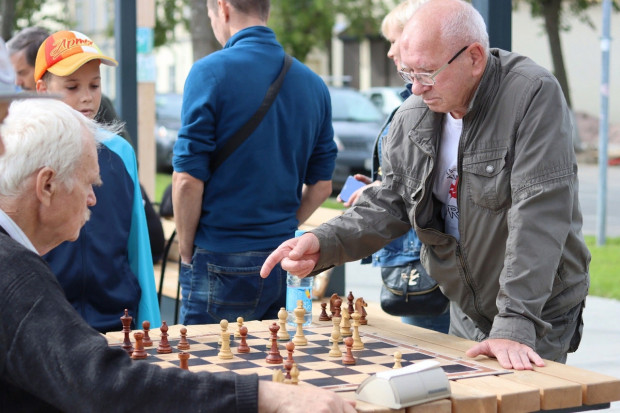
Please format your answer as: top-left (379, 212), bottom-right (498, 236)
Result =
top-left (461, 148), bottom-right (510, 212)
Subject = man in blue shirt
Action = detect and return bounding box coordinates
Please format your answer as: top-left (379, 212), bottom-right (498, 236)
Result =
top-left (172, 0), bottom-right (337, 325)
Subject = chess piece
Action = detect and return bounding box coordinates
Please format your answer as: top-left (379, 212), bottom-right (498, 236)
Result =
top-left (342, 337), bottom-right (356, 365)
top-left (393, 351), bottom-right (403, 369)
top-left (142, 320), bottom-right (153, 347)
top-left (284, 359), bottom-right (293, 383)
top-left (237, 326), bottom-right (250, 353)
top-left (218, 320), bottom-right (234, 359)
top-left (131, 331), bottom-right (148, 360)
top-left (235, 317), bottom-right (244, 339)
top-left (266, 322), bottom-right (283, 364)
top-left (177, 327), bottom-right (190, 350)
top-left (292, 300), bottom-right (308, 346)
top-left (120, 309), bottom-right (133, 355)
top-left (332, 298), bottom-right (342, 318)
top-left (355, 297), bottom-right (368, 325)
top-left (178, 351), bottom-right (190, 370)
top-left (290, 363), bottom-right (300, 385)
top-left (272, 368), bottom-right (284, 383)
top-left (328, 329), bottom-right (342, 357)
top-left (319, 302), bottom-right (331, 321)
top-left (347, 291), bottom-right (355, 315)
top-left (340, 307), bottom-right (352, 337)
top-left (277, 307), bottom-right (290, 341)
top-left (329, 293), bottom-right (340, 317)
top-left (285, 341), bottom-right (295, 365)
top-left (351, 311), bottom-right (364, 350)
top-left (157, 321), bottom-right (172, 354)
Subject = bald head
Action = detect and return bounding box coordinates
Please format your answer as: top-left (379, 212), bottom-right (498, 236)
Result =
top-left (399, 0), bottom-right (489, 118)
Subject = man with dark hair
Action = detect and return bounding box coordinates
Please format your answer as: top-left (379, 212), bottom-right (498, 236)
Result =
top-left (7, 26), bottom-right (49, 91)
top-left (173, 0), bottom-right (337, 324)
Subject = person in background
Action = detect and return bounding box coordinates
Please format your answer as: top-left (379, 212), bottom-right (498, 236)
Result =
top-left (35, 30), bottom-right (161, 332)
top-left (262, 0), bottom-right (590, 370)
top-left (339, 0), bottom-right (449, 334)
top-left (0, 94), bottom-right (356, 413)
top-left (6, 26), bottom-right (48, 91)
top-left (172, 0), bottom-right (336, 325)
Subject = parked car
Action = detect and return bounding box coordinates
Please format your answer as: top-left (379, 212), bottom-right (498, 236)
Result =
top-left (155, 93), bottom-right (183, 173)
top-left (154, 89), bottom-right (384, 194)
top-left (328, 87), bottom-right (385, 192)
top-left (361, 86), bottom-right (406, 117)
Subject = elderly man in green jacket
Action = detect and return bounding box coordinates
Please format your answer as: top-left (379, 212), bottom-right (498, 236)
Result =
top-left (261, 0), bottom-right (590, 371)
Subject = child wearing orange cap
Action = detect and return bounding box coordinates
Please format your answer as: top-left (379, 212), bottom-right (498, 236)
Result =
top-left (34, 30), bottom-right (161, 333)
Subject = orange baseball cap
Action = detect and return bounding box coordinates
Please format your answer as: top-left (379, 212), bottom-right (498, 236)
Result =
top-left (34, 30), bottom-right (118, 82)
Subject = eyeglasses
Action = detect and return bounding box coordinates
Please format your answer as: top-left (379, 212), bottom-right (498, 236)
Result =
top-left (398, 45), bottom-right (469, 86)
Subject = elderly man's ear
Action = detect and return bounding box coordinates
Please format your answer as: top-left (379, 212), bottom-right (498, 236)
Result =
top-left (35, 167), bottom-right (57, 207)
top-left (468, 43), bottom-right (487, 78)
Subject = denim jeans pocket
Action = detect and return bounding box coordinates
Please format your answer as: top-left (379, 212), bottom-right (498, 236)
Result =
top-left (206, 263), bottom-right (265, 321)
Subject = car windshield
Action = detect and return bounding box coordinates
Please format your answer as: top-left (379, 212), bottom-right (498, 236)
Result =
top-left (156, 94), bottom-right (183, 123)
top-left (330, 88), bottom-right (384, 123)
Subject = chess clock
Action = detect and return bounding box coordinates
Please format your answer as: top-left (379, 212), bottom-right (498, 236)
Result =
top-left (355, 360), bottom-right (451, 409)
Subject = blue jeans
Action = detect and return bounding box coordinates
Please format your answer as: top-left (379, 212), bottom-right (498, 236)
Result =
top-left (179, 248), bottom-right (286, 325)
top-left (401, 308), bottom-right (450, 334)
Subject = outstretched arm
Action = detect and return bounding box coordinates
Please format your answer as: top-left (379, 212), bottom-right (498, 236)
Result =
top-left (258, 381), bottom-right (356, 413)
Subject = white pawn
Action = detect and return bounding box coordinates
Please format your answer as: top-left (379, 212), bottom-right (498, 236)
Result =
top-left (393, 351), bottom-right (403, 369)
top-left (277, 307), bottom-right (290, 341)
top-left (235, 316), bottom-right (244, 339)
top-left (330, 314), bottom-right (342, 343)
top-left (329, 330), bottom-right (342, 357)
top-left (292, 300), bottom-right (307, 346)
top-left (218, 319), bottom-right (234, 359)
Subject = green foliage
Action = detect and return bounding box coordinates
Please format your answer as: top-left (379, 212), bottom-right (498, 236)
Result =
top-left (585, 236), bottom-right (620, 300)
top-left (154, 0), bottom-right (190, 48)
top-left (515, 0), bottom-right (620, 31)
top-left (4, 0), bottom-right (73, 35)
top-left (270, 0), bottom-right (389, 61)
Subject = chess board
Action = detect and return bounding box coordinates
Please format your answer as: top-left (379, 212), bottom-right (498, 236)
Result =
top-left (110, 322), bottom-right (508, 392)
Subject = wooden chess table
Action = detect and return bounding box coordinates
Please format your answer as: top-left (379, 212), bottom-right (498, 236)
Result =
top-left (105, 301), bottom-right (620, 413)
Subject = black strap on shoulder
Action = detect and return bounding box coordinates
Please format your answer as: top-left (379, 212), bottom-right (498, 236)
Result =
top-left (210, 54), bottom-right (293, 174)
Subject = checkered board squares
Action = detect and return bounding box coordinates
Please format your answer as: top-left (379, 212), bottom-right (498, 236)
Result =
top-left (120, 325), bottom-right (506, 392)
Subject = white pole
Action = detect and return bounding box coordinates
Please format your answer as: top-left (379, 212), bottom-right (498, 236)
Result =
top-left (597, 0), bottom-right (612, 246)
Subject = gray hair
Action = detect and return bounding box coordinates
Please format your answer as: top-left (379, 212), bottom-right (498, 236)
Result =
top-left (381, 0), bottom-right (427, 38)
top-left (437, 0), bottom-right (489, 52)
top-left (0, 99), bottom-right (100, 197)
top-left (6, 27), bottom-right (50, 67)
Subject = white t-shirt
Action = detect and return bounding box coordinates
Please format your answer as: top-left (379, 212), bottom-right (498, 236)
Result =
top-left (432, 113), bottom-right (462, 240)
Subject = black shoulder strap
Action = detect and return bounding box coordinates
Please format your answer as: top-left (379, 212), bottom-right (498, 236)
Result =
top-left (210, 54), bottom-right (293, 174)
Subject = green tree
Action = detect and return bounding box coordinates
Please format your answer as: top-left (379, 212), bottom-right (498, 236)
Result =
top-left (516, 0), bottom-right (619, 109)
top-left (0, 0), bottom-right (71, 40)
top-left (270, 0), bottom-right (388, 62)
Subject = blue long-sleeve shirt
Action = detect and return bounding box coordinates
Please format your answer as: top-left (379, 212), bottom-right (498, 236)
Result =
top-left (173, 26), bottom-right (336, 252)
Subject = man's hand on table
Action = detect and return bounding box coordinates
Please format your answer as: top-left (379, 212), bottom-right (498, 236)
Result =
top-left (466, 338), bottom-right (546, 370)
top-left (258, 381), bottom-right (356, 413)
top-left (260, 233), bottom-right (321, 278)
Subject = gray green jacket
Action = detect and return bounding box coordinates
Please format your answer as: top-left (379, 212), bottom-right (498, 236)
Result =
top-left (312, 49), bottom-right (590, 349)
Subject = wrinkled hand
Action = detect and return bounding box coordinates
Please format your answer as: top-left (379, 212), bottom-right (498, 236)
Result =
top-left (336, 175), bottom-right (375, 207)
top-left (258, 381), bottom-right (356, 413)
top-left (466, 338), bottom-right (545, 370)
top-left (260, 233), bottom-right (321, 278)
